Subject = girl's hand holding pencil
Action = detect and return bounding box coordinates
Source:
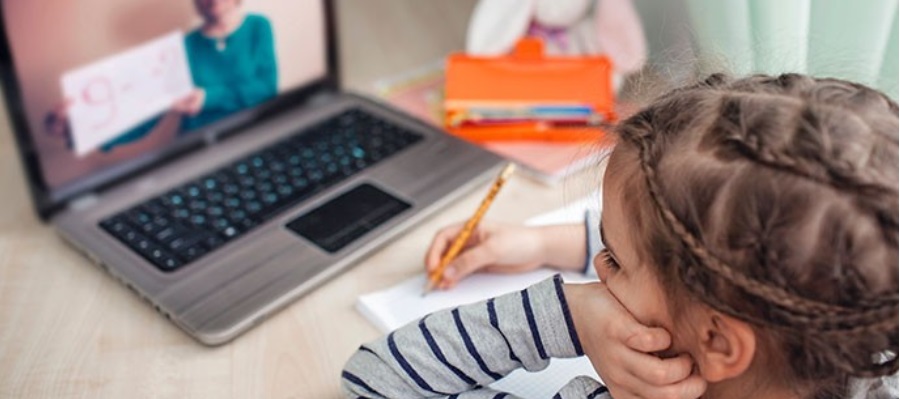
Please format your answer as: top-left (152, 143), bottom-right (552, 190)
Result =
top-left (424, 221), bottom-right (547, 290)
top-left (422, 163), bottom-right (516, 295)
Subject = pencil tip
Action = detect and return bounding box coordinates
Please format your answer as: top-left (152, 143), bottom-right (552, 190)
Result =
top-left (422, 280), bottom-right (435, 297)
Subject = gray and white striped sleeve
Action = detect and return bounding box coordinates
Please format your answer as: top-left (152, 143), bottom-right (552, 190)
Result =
top-left (341, 275), bottom-right (612, 398)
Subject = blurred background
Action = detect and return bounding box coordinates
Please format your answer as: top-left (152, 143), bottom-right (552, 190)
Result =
top-left (337, 0), bottom-right (898, 101)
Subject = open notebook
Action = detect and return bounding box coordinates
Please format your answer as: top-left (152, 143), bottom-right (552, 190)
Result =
top-left (356, 195), bottom-right (603, 398)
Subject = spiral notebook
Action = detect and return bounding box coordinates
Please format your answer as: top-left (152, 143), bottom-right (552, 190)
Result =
top-left (355, 196), bottom-right (603, 398)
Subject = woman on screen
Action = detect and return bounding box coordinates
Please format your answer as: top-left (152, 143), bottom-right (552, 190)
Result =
top-left (46, 0), bottom-right (279, 152)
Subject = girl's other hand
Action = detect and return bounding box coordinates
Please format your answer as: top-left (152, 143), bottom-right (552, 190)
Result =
top-left (424, 222), bottom-right (546, 290)
top-left (566, 282), bottom-right (707, 399)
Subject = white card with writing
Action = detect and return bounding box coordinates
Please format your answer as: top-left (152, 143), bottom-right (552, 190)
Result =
top-left (62, 31), bottom-right (193, 156)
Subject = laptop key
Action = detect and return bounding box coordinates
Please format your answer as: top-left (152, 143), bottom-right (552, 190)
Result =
top-left (132, 208), bottom-right (154, 222)
top-left (244, 200), bottom-right (263, 214)
top-left (159, 256), bottom-right (182, 271)
top-left (172, 208), bottom-right (191, 220)
top-left (121, 228), bottom-right (142, 244)
top-left (143, 200), bottom-right (168, 216)
top-left (222, 226), bottom-right (239, 239)
top-left (167, 230), bottom-right (207, 250)
top-left (147, 246), bottom-right (169, 264)
top-left (206, 206), bottom-right (225, 217)
top-left (203, 235), bottom-right (224, 249)
top-left (152, 216), bottom-right (171, 230)
top-left (189, 214), bottom-right (207, 227)
top-left (183, 245), bottom-right (207, 262)
top-left (224, 197), bottom-right (242, 208)
top-left (155, 227), bottom-right (178, 243)
top-left (100, 218), bottom-right (129, 235)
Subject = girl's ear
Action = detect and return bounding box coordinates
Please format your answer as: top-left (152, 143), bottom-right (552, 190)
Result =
top-left (692, 309), bottom-right (757, 382)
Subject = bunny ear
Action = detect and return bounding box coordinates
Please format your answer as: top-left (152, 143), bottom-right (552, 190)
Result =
top-left (466, 0), bottom-right (536, 55)
top-left (594, 0), bottom-right (647, 73)
top-left (533, 0), bottom-right (592, 27)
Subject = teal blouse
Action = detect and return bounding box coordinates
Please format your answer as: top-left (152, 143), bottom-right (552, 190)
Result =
top-left (102, 14), bottom-right (278, 150)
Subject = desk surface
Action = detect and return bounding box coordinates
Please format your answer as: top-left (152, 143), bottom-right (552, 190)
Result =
top-left (0, 3), bottom-right (604, 397)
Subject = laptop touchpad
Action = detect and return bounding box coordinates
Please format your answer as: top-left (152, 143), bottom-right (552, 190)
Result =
top-left (285, 183), bottom-right (411, 253)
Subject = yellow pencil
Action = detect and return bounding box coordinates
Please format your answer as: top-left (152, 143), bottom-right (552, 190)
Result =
top-left (422, 163), bottom-right (516, 296)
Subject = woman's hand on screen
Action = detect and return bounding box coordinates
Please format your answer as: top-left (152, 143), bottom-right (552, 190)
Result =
top-left (173, 89), bottom-right (205, 116)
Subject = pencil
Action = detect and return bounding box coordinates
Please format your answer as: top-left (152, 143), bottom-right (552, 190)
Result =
top-left (422, 163), bottom-right (516, 296)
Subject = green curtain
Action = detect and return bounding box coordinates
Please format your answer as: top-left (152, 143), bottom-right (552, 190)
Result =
top-left (686, 0), bottom-right (898, 99)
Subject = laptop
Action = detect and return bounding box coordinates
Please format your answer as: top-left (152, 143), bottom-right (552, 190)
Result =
top-left (0, 0), bottom-right (502, 345)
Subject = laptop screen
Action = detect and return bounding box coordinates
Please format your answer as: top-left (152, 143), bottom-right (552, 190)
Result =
top-left (2, 0), bottom-right (327, 194)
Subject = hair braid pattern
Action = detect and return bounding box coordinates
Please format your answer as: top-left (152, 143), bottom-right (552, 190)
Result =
top-left (615, 73), bottom-right (899, 382)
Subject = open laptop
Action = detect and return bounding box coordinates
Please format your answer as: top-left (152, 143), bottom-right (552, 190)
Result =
top-left (0, 0), bottom-right (502, 345)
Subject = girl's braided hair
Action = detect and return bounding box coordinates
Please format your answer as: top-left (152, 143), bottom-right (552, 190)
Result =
top-left (611, 73), bottom-right (898, 393)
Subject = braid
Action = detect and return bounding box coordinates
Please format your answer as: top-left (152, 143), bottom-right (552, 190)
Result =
top-left (614, 73), bottom-right (899, 385)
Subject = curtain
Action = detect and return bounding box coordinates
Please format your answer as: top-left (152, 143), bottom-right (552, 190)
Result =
top-left (686, 0), bottom-right (898, 99)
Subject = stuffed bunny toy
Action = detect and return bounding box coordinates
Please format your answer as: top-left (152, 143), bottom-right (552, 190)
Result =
top-left (466, 0), bottom-right (647, 82)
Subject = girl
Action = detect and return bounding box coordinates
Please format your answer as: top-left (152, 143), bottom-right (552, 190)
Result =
top-left (342, 73), bottom-right (898, 398)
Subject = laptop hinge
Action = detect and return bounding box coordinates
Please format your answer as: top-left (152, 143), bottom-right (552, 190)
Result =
top-left (68, 193), bottom-right (100, 211)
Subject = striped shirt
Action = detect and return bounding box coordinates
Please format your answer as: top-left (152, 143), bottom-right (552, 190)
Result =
top-left (341, 209), bottom-right (899, 398)
top-left (341, 274), bottom-right (612, 399)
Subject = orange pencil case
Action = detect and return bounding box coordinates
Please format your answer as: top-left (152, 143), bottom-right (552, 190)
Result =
top-left (444, 37), bottom-right (616, 143)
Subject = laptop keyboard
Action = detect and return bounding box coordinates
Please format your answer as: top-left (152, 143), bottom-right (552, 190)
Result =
top-left (99, 108), bottom-right (423, 272)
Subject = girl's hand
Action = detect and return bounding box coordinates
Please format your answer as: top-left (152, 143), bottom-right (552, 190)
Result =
top-left (424, 222), bottom-right (547, 290)
top-left (565, 282), bottom-right (707, 399)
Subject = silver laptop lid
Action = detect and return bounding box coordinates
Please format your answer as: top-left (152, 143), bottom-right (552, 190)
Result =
top-left (0, 0), bottom-right (340, 219)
